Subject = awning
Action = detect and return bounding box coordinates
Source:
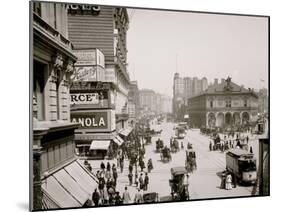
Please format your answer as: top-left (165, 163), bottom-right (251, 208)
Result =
top-left (42, 175), bottom-right (80, 208)
top-left (113, 135), bottom-right (124, 146)
top-left (119, 127), bottom-right (133, 137)
top-left (90, 140), bottom-right (111, 150)
top-left (42, 160), bottom-right (98, 209)
top-left (53, 169), bottom-right (89, 205)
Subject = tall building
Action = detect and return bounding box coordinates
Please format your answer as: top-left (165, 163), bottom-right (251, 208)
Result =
top-left (68, 5), bottom-right (130, 133)
top-left (161, 95), bottom-right (173, 114)
top-left (257, 88), bottom-right (268, 114)
top-left (127, 81), bottom-right (139, 126)
top-left (173, 73), bottom-right (208, 121)
top-left (139, 89), bottom-right (156, 114)
top-left (128, 81), bottom-right (140, 116)
top-left (187, 77), bottom-right (259, 128)
top-left (183, 77), bottom-right (193, 105)
top-left (32, 2), bottom-right (98, 210)
top-left (67, 5), bottom-right (132, 155)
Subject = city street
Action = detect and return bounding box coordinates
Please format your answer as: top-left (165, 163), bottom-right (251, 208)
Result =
top-left (87, 119), bottom-right (259, 202)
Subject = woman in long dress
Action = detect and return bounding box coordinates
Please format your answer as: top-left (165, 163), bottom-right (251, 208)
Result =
top-left (225, 174), bottom-right (232, 190)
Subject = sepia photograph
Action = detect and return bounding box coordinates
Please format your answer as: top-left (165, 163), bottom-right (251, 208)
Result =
top-left (30, 1), bottom-right (269, 210)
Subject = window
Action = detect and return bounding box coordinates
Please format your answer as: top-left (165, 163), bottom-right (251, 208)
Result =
top-left (33, 61), bottom-right (46, 121)
top-left (225, 99), bottom-right (232, 108)
top-left (33, 2), bottom-right (41, 16)
top-left (244, 99), bottom-right (248, 107)
top-left (210, 100), bottom-right (213, 108)
top-left (56, 71), bottom-right (61, 120)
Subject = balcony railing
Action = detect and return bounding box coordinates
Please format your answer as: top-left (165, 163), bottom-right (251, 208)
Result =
top-left (33, 12), bottom-right (72, 51)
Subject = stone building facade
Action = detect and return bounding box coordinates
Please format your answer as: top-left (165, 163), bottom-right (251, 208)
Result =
top-left (188, 77), bottom-right (259, 129)
top-left (32, 2), bottom-right (98, 210)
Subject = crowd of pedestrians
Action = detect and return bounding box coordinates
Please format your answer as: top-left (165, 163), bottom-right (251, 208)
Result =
top-left (82, 132), bottom-right (155, 207)
top-left (209, 132), bottom-right (253, 153)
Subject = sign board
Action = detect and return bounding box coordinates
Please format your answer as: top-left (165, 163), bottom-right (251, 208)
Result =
top-left (73, 49), bottom-right (105, 68)
top-left (71, 93), bottom-right (99, 105)
top-left (71, 109), bottom-right (115, 131)
top-left (105, 68), bottom-right (117, 83)
top-left (71, 111), bottom-right (108, 130)
top-left (72, 49), bottom-right (105, 82)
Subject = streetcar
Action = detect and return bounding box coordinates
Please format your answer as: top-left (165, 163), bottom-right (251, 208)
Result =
top-left (226, 149), bottom-right (257, 184)
top-left (175, 125), bottom-right (186, 139)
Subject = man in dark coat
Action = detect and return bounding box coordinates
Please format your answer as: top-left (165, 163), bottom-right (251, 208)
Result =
top-left (100, 162), bottom-right (105, 170)
top-left (144, 173), bottom-right (149, 191)
top-left (92, 189), bottom-right (100, 206)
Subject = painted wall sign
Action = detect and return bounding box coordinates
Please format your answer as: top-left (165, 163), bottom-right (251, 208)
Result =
top-left (67, 4), bottom-right (101, 15)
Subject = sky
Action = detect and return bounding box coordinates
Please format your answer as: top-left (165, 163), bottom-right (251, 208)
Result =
top-left (126, 9), bottom-right (268, 97)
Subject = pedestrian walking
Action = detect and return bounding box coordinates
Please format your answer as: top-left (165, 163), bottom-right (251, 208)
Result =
top-left (113, 168), bottom-right (118, 183)
top-left (100, 161), bottom-right (105, 171)
top-left (147, 159), bottom-right (153, 173)
top-left (92, 189), bottom-right (100, 206)
top-left (103, 187), bottom-right (109, 205)
top-left (220, 173), bottom-right (226, 189)
top-left (134, 189), bottom-right (143, 203)
top-left (115, 192), bottom-right (122, 205)
top-left (128, 172), bottom-right (133, 185)
top-left (135, 173), bottom-right (139, 188)
top-left (105, 169), bottom-right (112, 182)
top-left (129, 163), bottom-right (133, 174)
top-left (120, 159), bottom-right (124, 173)
top-left (96, 170), bottom-right (101, 179)
top-left (144, 173), bottom-right (149, 191)
top-left (122, 186), bottom-right (131, 204)
top-left (250, 146), bottom-right (253, 154)
top-left (139, 173), bottom-right (144, 190)
top-left (87, 163), bottom-right (92, 172)
top-left (225, 173), bottom-right (233, 190)
top-left (98, 178), bottom-right (105, 197)
top-left (106, 162), bottom-right (111, 171)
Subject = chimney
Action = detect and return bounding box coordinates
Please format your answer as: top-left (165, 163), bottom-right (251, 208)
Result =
top-left (214, 78), bottom-right (218, 85)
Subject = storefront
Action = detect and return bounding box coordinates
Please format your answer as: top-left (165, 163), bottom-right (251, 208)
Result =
top-left (70, 80), bottom-right (124, 159)
top-left (73, 133), bottom-right (124, 159)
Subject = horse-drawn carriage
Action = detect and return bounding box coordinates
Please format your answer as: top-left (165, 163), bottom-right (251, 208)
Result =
top-left (185, 149), bottom-right (197, 173)
top-left (169, 167), bottom-right (190, 200)
top-left (146, 128), bottom-right (162, 136)
top-left (145, 135), bottom-right (152, 145)
top-left (170, 137), bottom-right (180, 153)
top-left (160, 146), bottom-right (172, 162)
top-left (156, 138), bottom-right (164, 152)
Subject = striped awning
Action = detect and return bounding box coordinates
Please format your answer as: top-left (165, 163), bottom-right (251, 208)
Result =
top-left (119, 127), bottom-right (133, 137)
top-left (41, 160), bottom-right (98, 209)
top-left (113, 135), bottom-right (124, 146)
top-left (90, 140), bottom-right (111, 150)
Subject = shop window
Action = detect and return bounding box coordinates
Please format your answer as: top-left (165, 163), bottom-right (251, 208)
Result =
top-left (33, 60), bottom-right (47, 121)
